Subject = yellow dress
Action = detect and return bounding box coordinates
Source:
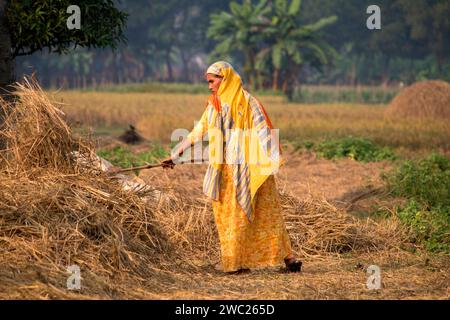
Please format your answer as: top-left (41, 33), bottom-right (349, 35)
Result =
top-left (184, 61), bottom-right (293, 272)
top-left (212, 164), bottom-right (293, 272)
top-left (186, 110), bottom-right (293, 271)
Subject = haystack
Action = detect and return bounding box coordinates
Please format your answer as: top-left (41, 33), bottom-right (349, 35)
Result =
top-left (151, 178), bottom-right (406, 264)
top-left (0, 78), bottom-right (172, 299)
top-left (385, 80), bottom-right (450, 119)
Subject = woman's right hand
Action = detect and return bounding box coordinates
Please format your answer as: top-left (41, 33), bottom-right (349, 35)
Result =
top-left (161, 157), bottom-right (175, 169)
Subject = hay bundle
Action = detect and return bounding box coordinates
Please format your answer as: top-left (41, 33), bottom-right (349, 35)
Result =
top-left (0, 79), bottom-right (171, 298)
top-left (385, 80), bottom-right (450, 119)
top-left (0, 78), bottom-right (90, 172)
top-left (279, 191), bottom-right (404, 258)
top-left (152, 179), bottom-right (404, 263)
top-left (152, 180), bottom-right (220, 266)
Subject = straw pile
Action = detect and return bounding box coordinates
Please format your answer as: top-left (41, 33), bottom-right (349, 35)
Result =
top-left (0, 79), bottom-right (171, 298)
top-left (151, 174), bottom-right (405, 265)
top-left (0, 78), bottom-right (407, 298)
top-left (385, 80), bottom-right (450, 119)
top-left (279, 190), bottom-right (405, 257)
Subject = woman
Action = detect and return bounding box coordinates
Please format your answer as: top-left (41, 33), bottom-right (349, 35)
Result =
top-left (161, 61), bottom-right (301, 274)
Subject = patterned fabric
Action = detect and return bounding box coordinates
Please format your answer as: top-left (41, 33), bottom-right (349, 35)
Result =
top-left (212, 164), bottom-right (293, 272)
top-left (187, 92), bottom-right (282, 219)
top-left (206, 63), bottom-right (222, 77)
top-left (184, 61), bottom-right (293, 272)
top-left (188, 61), bottom-right (283, 221)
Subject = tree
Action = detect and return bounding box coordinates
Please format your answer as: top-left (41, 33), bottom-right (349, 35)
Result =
top-left (396, 0), bottom-right (450, 71)
top-left (207, 0), bottom-right (336, 97)
top-left (115, 0), bottom-right (229, 83)
top-left (256, 0), bottom-right (337, 98)
top-left (0, 0), bottom-right (127, 95)
top-left (207, 0), bottom-right (271, 88)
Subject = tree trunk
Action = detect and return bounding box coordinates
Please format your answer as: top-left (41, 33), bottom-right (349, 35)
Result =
top-left (0, 0), bottom-right (15, 97)
top-left (272, 69), bottom-right (279, 91)
top-left (436, 55), bottom-right (444, 74)
top-left (179, 49), bottom-right (191, 82)
top-left (255, 70), bottom-right (263, 91)
top-left (243, 62), bottom-right (252, 88)
top-left (281, 79), bottom-right (287, 94)
top-left (244, 50), bottom-right (255, 90)
top-left (285, 64), bottom-right (300, 102)
top-left (166, 50), bottom-right (173, 82)
top-left (0, 0), bottom-right (15, 149)
top-left (349, 61), bottom-right (356, 86)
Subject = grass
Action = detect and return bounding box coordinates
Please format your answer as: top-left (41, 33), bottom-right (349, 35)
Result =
top-left (74, 82), bottom-right (399, 104)
top-left (1, 83), bottom-right (448, 300)
top-left (383, 153), bottom-right (450, 253)
top-left (54, 91), bottom-right (450, 156)
top-left (52, 90), bottom-right (450, 253)
top-left (91, 82), bottom-right (210, 94)
top-left (97, 144), bottom-right (168, 172)
top-left (292, 85), bottom-right (399, 104)
top-left (292, 137), bottom-right (397, 162)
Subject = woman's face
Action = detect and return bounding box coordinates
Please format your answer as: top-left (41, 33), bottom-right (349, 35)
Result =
top-left (206, 73), bottom-right (223, 94)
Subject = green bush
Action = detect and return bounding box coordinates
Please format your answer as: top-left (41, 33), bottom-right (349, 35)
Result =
top-left (397, 200), bottom-right (449, 252)
top-left (383, 154), bottom-right (450, 253)
top-left (385, 154), bottom-right (450, 208)
top-left (361, 90), bottom-right (373, 103)
top-left (314, 137), bottom-right (397, 162)
top-left (97, 146), bottom-right (140, 169)
top-left (97, 144), bottom-right (169, 172)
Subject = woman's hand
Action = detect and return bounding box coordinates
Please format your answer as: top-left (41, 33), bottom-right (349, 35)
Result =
top-left (160, 157), bottom-right (175, 169)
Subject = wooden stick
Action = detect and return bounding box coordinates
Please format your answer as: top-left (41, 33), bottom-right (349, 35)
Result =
top-left (109, 163), bottom-right (164, 174)
top-left (108, 158), bottom-right (200, 175)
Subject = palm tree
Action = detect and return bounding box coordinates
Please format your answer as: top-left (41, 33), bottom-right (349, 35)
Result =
top-left (207, 0), bottom-right (271, 89)
top-left (256, 0), bottom-right (337, 99)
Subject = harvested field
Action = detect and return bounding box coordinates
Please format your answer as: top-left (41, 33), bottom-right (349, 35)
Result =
top-left (56, 91), bottom-right (450, 155)
top-left (0, 81), bottom-right (448, 300)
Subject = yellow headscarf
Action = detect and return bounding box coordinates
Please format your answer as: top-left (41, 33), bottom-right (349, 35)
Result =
top-left (205, 61), bottom-right (282, 221)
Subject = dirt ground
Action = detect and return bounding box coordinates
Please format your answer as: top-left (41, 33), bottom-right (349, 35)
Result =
top-left (1, 146), bottom-right (447, 300)
top-left (136, 148), bottom-right (450, 300)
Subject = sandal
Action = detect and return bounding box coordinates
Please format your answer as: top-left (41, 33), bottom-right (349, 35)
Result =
top-left (284, 257), bottom-right (302, 273)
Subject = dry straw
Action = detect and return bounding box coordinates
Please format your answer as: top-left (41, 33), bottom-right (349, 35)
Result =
top-left (0, 78), bottom-right (408, 298)
top-left (0, 78), bottom-right (172, 298)
top-left (385, 80), bottom-right (450, 119)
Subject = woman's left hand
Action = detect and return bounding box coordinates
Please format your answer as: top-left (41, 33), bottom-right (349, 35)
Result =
top-left (161, 157), bottom-right (175, 169)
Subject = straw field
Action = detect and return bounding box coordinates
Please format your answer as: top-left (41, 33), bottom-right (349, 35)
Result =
top-left (56, 91), bottom-right (450, 156)
top-left (0, 81), bottom-right (448, 299)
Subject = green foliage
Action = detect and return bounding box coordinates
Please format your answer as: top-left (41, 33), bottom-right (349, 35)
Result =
top-left (394, 0), bottom-right (450, 66)
top-left (97, 144), bottom-right (168, 173)
top-left (384, 154), bottom-right (450, 209)
top-left (396, 200), bottom-right (449, 253)
top-left (207, 0), bottom-right (337, 94)
top-left (303, 140), bottom-right (315, 150)
top-left (207, 0), bottom-right (270, 86)
top-left (7, 0), bottom-right (127, 57)
top-left (313, 137), bottom-right (397, 162)
top-left (383, 154), bottom-right (450, 253)
top-left (92, 82), bottom-right (209, 94)
top-left (257, 0), bottom-right (337, 97)
top-left (291, 86), bottom-right (398, 104)
top-left (14, 0), bottom-right (450, 89)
